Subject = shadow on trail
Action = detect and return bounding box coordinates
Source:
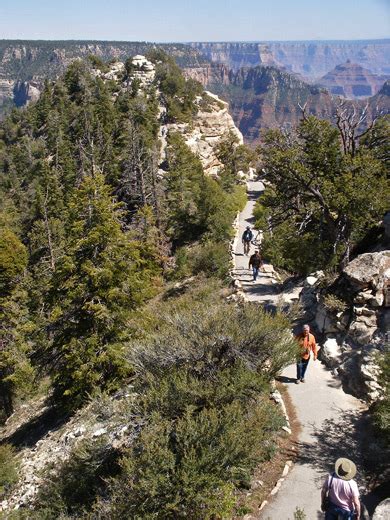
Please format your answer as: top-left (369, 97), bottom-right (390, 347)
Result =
top-left (247, 189), bottom-right (262, 201)
top-left (294, 409), bottom-right (390, 516)
top-left (244, 215), bottom-right (256, 225)
top-left (276, 375), bottom-right (297, 384)
top-left (244, 283), bottom-right (281, 296)
top-left (325, 378), bottom-right (343, 390)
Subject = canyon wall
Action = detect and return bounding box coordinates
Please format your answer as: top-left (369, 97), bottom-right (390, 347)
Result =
top-left (191, 40), bottom-right (390, 79)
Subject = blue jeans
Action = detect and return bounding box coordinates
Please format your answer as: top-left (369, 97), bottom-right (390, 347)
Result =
top-left (296, 359), bottom-right (309, 380)
top-left (325, 503), bottom-right (356, 519)
top-left (252, 266), bottom-right (259, 281)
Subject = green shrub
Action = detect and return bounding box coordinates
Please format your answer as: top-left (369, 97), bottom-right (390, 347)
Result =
top-left (0, 228), bottom-right (27, 294)
top-left (35, 437), bottom-right (120, 518)
top-left (322, 294), bottom-right (348, 314)
top-left (87, 55), bottom-right (109, 73)
top-left (259, 221), bottom-right (335, 275)
top-left (294, 507), bottom-right (307, 519)
top-left (140, 363), bottom-right (269, 421)
top-left (24, 283), bottom-right (295, 519)
top-left (373, 350), bottom-right (390, 442)
top-left (189, 241), bottom-right (231, 280)
top-left (100, 286), bottom-right (293, 519)
top-left (153, 54), bottom-right (203, 123)
top-left (0, 444), bottom-right (19, 497)
top-left (104, 398), bottom-right (281, 519)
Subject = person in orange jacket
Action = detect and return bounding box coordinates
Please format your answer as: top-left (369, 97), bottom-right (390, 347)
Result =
top-left (295, 324), bottom-right (317, 383)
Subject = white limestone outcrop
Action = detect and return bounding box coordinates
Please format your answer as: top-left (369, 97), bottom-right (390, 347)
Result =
top-left (163, 91), bottom-right (243, 177)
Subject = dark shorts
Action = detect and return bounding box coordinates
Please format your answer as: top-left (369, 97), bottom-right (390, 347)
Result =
top-left (325, 502), bottom-right (356, 520)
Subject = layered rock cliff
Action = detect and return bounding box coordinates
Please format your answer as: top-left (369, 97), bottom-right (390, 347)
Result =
top-left (299, 217), bottom-right (390, 403)
top-left (162, 91), bottom-right (243, 176)
top-left (319, 61), bottom-right (389, 99)
top-left (191, 40), bottom-right (390, 79)
top-left (186, 63), bottom-right (335, 142)
top-left (185, 63), bottom-right (390, 143)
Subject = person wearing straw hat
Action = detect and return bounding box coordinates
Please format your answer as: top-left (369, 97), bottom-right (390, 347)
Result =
top-left (321, 458), bottom-right (361, 519)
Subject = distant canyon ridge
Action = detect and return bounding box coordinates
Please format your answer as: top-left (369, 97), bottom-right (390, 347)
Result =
top-left (0, 39), bottom-right (389, 143)
top-left (190, 40), bottom-right (390, 80)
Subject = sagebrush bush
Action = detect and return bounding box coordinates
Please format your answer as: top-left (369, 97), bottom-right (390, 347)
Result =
top-left (131, 296), bottom-right (298, 380)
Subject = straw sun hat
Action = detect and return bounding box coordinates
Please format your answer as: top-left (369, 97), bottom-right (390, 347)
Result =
top-left (335, 458), bottom-right (357, 481)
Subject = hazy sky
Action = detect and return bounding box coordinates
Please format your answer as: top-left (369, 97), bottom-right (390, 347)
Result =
top-left (0, 0), bottom-right (389, 41)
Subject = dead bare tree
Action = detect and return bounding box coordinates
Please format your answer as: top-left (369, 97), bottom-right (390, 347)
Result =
top-left (43, 187), bottom-right (56, 271)
top-left (298, 101), bottom-right (308, 121)
top-left (334, 100), bottom-right (380, 157)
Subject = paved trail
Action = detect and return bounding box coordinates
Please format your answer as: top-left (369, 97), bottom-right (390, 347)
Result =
top-left (234, 181), bottom-right (367, 520)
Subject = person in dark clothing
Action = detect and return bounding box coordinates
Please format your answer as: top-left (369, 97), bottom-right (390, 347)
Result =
top-left (248, 250), bottom-right (263, 282)
top-left (242, 226), bottom-right (253, 255)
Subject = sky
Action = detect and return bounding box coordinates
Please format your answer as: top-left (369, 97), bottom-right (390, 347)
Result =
top-left (0, 0), bottom-right (389, 42)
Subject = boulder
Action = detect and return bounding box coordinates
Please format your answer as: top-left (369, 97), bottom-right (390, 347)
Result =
top-left (262, 264), bottom-right (275, 274)
top-left (321, 337), bottom-right (342, 367)
top-left (338, 347), bottom-right (382, 401)
top-left (354, 290), bottom-right (373, 305)
top-left (336, 311), bottom-right (350, 331)
top-left (373, 498), bottom-right (390, 520)
top-left (343, 251), bottom-right (390, 291)
top-left (305, 275), bottom-right (318, 287)
top-left (370, 291), bottom-right (384, 307)
top-left (354, 306), bottom-right (376, 318)
top-left (315, 304), bottom-right (339, 334)
top-left (349, 317), bottom-right (377, 345)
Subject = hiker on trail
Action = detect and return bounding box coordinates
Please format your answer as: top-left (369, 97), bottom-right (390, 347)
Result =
top-left (321, 458), bottom-right (361, 520)
top-left (248, 250), bottom-right (263, 282)
top-left (295, 324), bottom-right (317, 383)
top-left (242, 226), bottom-right (253, 255)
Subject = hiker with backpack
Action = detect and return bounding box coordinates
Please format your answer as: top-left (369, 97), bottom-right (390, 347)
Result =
top-left (321, 458), bottom-right (361, 519)
top-left (242, 226), bottom-right (253, 255)
top-left (248, 250), bottom-right (263, 282)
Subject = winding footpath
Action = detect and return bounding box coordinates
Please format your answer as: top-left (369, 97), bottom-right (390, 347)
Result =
top-left (234, 181), bottom-right (368, 520)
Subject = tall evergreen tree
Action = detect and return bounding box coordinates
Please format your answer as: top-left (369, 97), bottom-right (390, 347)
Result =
top-left (0, 228), bottom-right (33, 419)
top-left (49, 173), bottom-right (158, 407)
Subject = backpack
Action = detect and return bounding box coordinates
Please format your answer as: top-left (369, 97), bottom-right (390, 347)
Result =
top-left (243, 230), bottom-right (252, 241)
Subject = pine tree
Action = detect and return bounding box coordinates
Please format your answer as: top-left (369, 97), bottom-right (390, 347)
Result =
top-left (0, 228), bottom-right (33, 419)
top-left (49, 173), bottom-right (157, 407)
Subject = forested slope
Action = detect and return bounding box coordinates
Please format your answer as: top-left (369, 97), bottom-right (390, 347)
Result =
top-left (0, 52), bottom-right (298, 518)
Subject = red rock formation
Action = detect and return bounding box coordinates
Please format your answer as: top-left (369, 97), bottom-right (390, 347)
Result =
top-left (319, 61), bottom-right (389, 99)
